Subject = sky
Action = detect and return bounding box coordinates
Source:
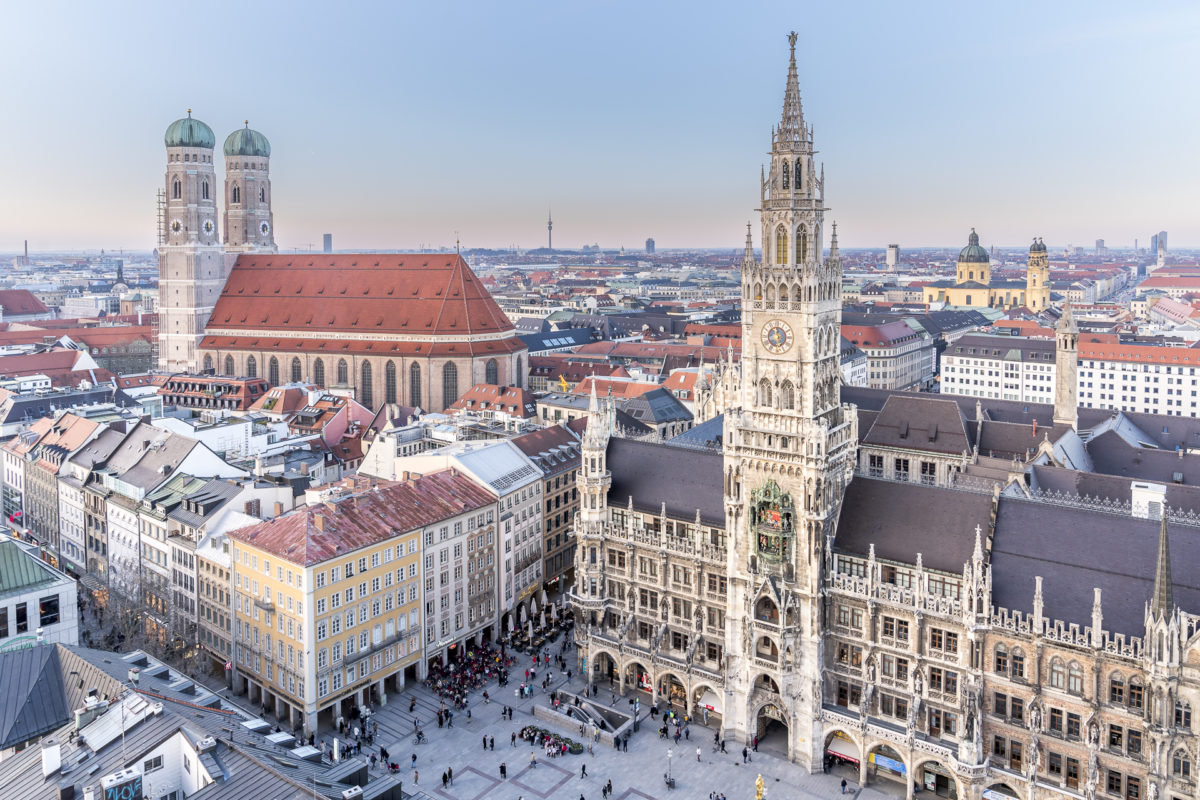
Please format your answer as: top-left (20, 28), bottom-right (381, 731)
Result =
top-left (1, 1), bottom-right (1199, 253)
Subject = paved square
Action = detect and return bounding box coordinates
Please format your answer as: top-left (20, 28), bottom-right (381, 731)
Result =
top-left (509, 759), bottom-right (573, 797)
top-left (432, 766), bottom-right (499, 800)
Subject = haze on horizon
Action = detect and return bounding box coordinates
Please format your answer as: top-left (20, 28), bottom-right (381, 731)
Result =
top-left (2, 1), bottom-right (1198, 253)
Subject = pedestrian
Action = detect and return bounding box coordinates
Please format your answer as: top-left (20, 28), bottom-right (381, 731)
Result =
top-left (720, 739), bottom-right (727, 753)
top-left (530, 752), bottom-right (537, 768)
top-left (411, 753), bottom-right (417, 768)
top-left (501, 761), bottom-right (508, 778)
top-left (413, 769), bottom-right (419, 785)
top-left (841, 778), bottom-right (848, 794)
top-left (441, 772), bottom-right (448, 789)
top-left (581, 763), bottom-right (588, 778)
top-left (607, 780), bottom-right (613, 796)
top-left (753, 735), bottom-right (759, 752)
top-left (448, 767), bottom-right (454, 785)
top-left (742, 746), bottom-right (749, 764)
top-left (483, 735), bottom-right (488, 750)
top-left (696, 746), bottom-right (701, 761)
top-left (512, 732), bottom-right (517, 747)
top-left (380, 747), bottom-right (389, 764)
top-left (370, 753), bottom-right (377, 770)
top-left (685, 727), bottom-right (690, 741)
top-left (490, 736), bottom-right (495, 751)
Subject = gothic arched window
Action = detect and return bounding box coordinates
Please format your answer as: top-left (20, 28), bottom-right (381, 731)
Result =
top-left (442, 362), bottom-right (459, 409)
top-left (758, 378), bottom-right (772, 407)
top-left (202, 180), bottom-right (209, 200)
top-left (1109, 674), bottom-right (1125, 704)
top-left (313, 358), bottom-right (325, 387)
top-left (1174, 750), bottom-right (1192, 779)
top-left (336, 359), bottom-right (348, 385)
top-left (232, 185), bottom-right (240, 204)
top-left (268, 356), bottom-right (280, 386)
top-left (795, 158), bottom-right (803, 190)
top-left (1049, 658), bottom-right (1065, 689)
top-left (385, 361), bottom-right (397, 404)
top-left (259, 187), bottom-right (265, 203)
top-left (781, 161), bottom-right (789, 190)
top-left (172, 178), bottom-right (181, 199)
top-left (246, 355), bottom-right (257, 378)
top-left (1177, 702), bottom-right (1192, 729)
top-left (485, 358), bottom-right (498, 385)
top-left (798, 226), bottom-right (808, 263)
top-left (291, 357), bottom-right (302, 383)
top-left (202, 354), bottom-right (213, 373)
top-left (515, 355), bottom-right (523, 388)
top-left (410, 362), bottom-right (422, 406)
top-left (779, 380), bottom-right (795, 409)
top-left (360, 361), bottom-right (373, 407)
top-left (223, 355), bottom-right (234, 376)
top-left (1067, 662), bottom-right (1084, 695)
top-left (775, 226), bottom-right (788, 265)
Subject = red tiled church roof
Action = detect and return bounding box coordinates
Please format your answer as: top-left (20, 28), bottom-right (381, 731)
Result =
top-left (0, 290), bottom-right (49, 316)
top-left (205, 254), bottom-right (516, 339)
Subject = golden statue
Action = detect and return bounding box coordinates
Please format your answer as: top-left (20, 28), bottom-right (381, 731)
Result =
top-left (558, 375), bottom-right (569, 392)
top-left (755, 773), bottom-right (765, 800)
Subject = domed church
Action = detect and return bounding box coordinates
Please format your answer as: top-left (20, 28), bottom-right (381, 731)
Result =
top-left (156, 112), bottom-right (526, 411)
top-left (922, 229), bottom-right (1051, 311)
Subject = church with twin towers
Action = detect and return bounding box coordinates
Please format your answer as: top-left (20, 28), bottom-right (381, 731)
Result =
top-left (156, 114), bottom-right (527, 409)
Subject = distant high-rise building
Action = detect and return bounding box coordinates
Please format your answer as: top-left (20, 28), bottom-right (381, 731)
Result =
top-left (886, 243), bottom-right (899, 270)
top-left (547, 209), bottom-right (553, 250)
top-left (1150, 234), bottom-right (1159, 256)
top-left (1095, 238), bottom-right (1105, 255)
top-left (645, 237), bottom-right (655, 254)
top-left (1159, 230), bottom-right (1168, 254)
top-left (323, 233), bottom-right (332, 253)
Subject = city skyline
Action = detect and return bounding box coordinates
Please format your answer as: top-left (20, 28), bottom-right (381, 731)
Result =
top-left (2, 2), bottom-right (1199, 251)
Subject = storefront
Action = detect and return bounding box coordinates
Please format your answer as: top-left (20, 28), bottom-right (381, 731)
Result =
top-left (695, 689), bottom-right (723, 725)
top-left (920, 761), bottom-right (958, 799)
top-left (869, 747), bottom-right (907, 786)
top-left (824, 731), bottom-right (861, 767)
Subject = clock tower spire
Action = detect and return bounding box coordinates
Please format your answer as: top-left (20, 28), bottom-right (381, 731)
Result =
top-left (723, 32), bottom-right (858, 767)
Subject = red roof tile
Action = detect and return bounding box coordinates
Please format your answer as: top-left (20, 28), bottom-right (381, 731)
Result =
top-left (0, 290), bottom-right (49, 316)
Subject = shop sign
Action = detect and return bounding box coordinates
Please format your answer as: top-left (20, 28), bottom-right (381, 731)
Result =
top-left (870, 753), bottom-right (906, 774)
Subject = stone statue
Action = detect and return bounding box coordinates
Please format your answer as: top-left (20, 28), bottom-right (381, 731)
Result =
top-left (1148, 781), bottom-right (1159, 800)
top-left (865, 655), bottom-right (876, 684)
top-left (756, 773), bottom-right (766, 800)
top-left (1028, 701), bottom-right (1042, 731)
top-left (913, 667), bottom-right (923, 695)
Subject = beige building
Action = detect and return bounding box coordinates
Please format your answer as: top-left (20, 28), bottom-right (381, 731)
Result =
top-left (227, 471), bottom-right (494, 735)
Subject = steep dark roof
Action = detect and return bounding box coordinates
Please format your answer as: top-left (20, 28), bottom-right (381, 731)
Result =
top-left (607, 438), bottom-right (724, 526)
top-left (669, 414), bottom-right (724, 449)
top-left (835, 478), bottom-right (990, 573)
top-left (1087, 429), bottom-right (1200, 485)
top-left (991, 498), bottom-right (1200, 636)
top-left (860, 395), bottom-right (971, 455)
top-left (0, 646), bottom-right (67, 750)
top-left (622, 387), bottom-right (693, 425)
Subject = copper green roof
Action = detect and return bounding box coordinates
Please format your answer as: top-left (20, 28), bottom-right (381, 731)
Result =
top-left (957, 228), bottom-right (989, 264)
top-left (0, 539), bottom-right (56, 599)
top-left (224, 123), bottom-right (271, 157)
top-left (164, 111), bottom-right (215, 149)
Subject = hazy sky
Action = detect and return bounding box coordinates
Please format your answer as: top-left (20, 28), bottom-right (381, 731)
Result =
top-left (2, 1), bottom-right (1198, 253)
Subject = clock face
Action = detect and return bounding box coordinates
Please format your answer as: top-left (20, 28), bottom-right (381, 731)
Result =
top-left (170, 219), bottom-right (182, 234)
top-left (202, 219), bottom-right (215, 235)
top-left (260, 221), bottom-right (270, 236)
top-left (761, 319), bottom-right (793, 355)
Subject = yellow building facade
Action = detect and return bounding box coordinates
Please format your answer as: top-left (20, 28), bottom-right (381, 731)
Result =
top-left (923, 230), bottom-right (1040, 310)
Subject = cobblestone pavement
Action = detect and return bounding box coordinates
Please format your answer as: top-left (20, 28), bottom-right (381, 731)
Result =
top-left (314, 639), bottom-right (908, 800)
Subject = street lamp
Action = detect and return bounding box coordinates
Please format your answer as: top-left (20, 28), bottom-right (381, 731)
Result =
top-left (667, 747), bottom-right (673, 782)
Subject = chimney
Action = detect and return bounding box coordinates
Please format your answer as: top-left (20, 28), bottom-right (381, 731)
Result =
top-left (300, 461), bottom-right (309, 476)
top-left (41, 737), bottom-right (61, 778)
top-left (128, 668), bottom-right (139, 684)
top-left (401, 471), bottom-right (410, 482)
top-left (314, 513), bottom-right (326, 531)
top-left (273, 501), bottom-right (283, 517)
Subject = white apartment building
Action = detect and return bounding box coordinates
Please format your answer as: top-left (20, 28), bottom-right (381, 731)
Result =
top-left (0, 533), bottom-right (79, 649)
top-left (941, 333), bottom-right (1200, 417)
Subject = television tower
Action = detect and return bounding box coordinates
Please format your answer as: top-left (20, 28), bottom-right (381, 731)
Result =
top-left (547, 208), bottom-right (553, 250)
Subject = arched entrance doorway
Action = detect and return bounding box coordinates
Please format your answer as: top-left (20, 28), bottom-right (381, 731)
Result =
top-left (755, 702), bottom-right (789, 754)
top-left (692, 683), bottom-right (723, 727)
top-left (657, 673), bottom-right (687, 712)
top-left (917, 760), bottom-right (959, 799)
top-left (983, 783), bottom-right (1020, 800)
top-left (626, 662), bottom-right (652, 696)
top-left (824, 730), bottom-right (861, 775)
top-left (591, 651), bottom-right (617, 686)
top-left (866, 744), bottom-right (907, 789)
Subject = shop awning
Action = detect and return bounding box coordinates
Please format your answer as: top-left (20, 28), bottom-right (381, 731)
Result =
top-left (825, 734), bottom-right (860, 764)
top-left (698, 691), bottom-right (722, 712)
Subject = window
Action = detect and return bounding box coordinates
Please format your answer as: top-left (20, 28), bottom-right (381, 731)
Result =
top-left (1050, 659), bottom-right (1065, 689)
top-left (313, 358), bottom-right (325, 387)
top-left (291, 357), bottom-right (302, 383)
top-left (15, 603), bottom-right (27, 634)
top-left (0, 608), bottom-right (7, 638)
top-left (1049, 707), bottom-right (1063, 733)
top-left (1067, 712), bottom-right (1081, 740)
top-left (360, 361), bottom-right (373, 407)
top-left (798, 226), bottom-right (808, 262)
top-left (1068, 662), bottom-right (1084, 694)
top-left (410, 363), bottom-right (422, 406)
top-left (485, 358), bottom-right (498, 385)
top-left (1066, 757), bottom-right (1080, 789)
top-left (246, 355), bottom-right (257, 378)
top-left (1010, 649), bottom-right (1025, 679)
top-left (1174, 750), bottom-right (1192, 779)
top-left (268, 356), bottom-right (280, 386)
top-left (894, 458), bottom-right (910, 481)
top-left (224, 355), bottom-right (235, 375)
top-left (775, 225), bottom-right (788, 265)
top-left (995, 645), bottom-right (1008, 674)
top-left (443, 362), bottom-right (459, 408)
top-left (1128, 681), bottom-right (1143, 710)
top-left (868, 454), bottom-right (883, 478)
top-left (385, 361), bottom-right (397, 404)
top-left (882, 616), bottom-right (908, 641)
top-left (1107, 771), bottom-right (1124, 796)
top-left (1176, 701), bottom-right (1192, 729)
top-left (39, 595), bottom-right (60, 626)
top-left (336, 358), bottom-right (349, 385)
top-left (172, 179), bottom-right (181, 199)
top-left (202, 180), bottom-right (209, 200)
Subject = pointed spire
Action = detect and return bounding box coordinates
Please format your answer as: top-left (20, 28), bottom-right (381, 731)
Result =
top-left (1151, 513), bottom-right (1175, 618)
top-left (777, 31), bottom-right (806, 146)
top-left (743, 222), bottom-right (754, 263)
top-left (973, 524), bottom-right (984, 563)
top-left (1057, 301), bottom-right (1078, 334)
top-left (829, 221), bottom-right (839, 258)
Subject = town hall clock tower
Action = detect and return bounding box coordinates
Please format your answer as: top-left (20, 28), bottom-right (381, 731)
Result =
top-left (722, 32), bottom-right (858, 767)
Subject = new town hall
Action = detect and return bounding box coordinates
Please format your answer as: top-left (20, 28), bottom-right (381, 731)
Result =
top-left (571, 34), bottom-right (1200, 800)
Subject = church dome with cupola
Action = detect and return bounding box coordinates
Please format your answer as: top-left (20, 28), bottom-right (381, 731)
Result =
top-left (1030, 237), bottom-right (1047, 253)
top-left (164, 111), bottom-right (215, 149)
top-left (958, 228), bottom-right (990, 264)
top-left (224, 123), bottom-right (271, 158)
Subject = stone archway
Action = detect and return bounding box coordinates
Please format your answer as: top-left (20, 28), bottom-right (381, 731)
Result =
top-left (754, 701), bottom-right (789, 755)
top-left (983, 783), bottom-right (1020, 800)
top-left (656, 671), bottom-right (687, 712)
top-left (590, 649), bottom-right (619, 687)
top-left (626, 661), bottom-right (652, 696)
top-left (916, 759), bottom-right (960, 799)
top-left (692, 683), bottom-right (723, 727)
top-left (865, 743), bottom-right (908, 791)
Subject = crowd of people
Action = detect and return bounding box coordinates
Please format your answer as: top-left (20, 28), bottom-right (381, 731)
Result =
top-left (423, 643), bottom-right (516, 707)
top-left (518, 724), bottom-right (578, 759)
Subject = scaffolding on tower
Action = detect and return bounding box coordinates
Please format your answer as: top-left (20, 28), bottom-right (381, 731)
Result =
top-left (152, 188), bottom-right (164, 369)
